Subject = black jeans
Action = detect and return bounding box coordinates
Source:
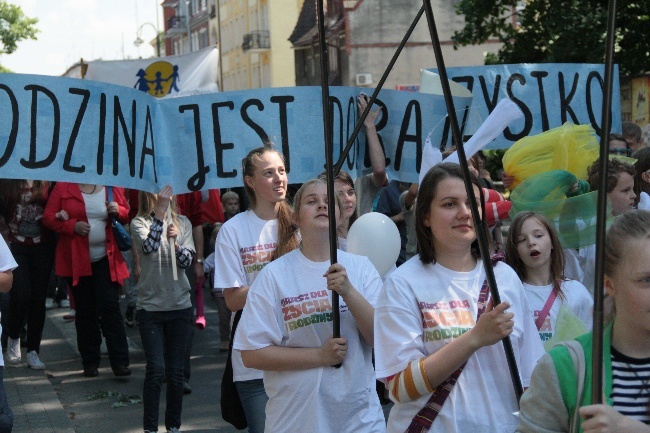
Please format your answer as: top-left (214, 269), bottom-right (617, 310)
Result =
top-left (68, 257), bottom-right (129, 369)
top-left (138, 307), bottom-right (192, 432)
top-left (8, 242), bottom-right (54, 352)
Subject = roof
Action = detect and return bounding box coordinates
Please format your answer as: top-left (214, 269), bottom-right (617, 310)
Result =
top-left (289, 0), bottom-right (345, 48)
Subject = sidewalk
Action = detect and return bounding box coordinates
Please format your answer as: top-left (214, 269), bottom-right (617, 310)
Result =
top-left (5, 362), bottom-right (75, 433)
top-left (4, 293), bottom-right (237, 433)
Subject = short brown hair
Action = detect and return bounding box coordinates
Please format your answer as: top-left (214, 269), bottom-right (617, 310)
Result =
top-left (587, 157), bottom-right (635, 193)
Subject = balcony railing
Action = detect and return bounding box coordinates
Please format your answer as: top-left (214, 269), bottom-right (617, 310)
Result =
top-left (165, 15), bottom-right (187, 36)
top-left (242, 30), bottom-right (270, 52)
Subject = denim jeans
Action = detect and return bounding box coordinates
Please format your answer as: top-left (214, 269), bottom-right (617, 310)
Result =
top-left (138, 307), bottom-right (192, 432)
top-left (0, 368), bottom-right (13, 433)
top-left (235, 379), bottom-right (268, 433)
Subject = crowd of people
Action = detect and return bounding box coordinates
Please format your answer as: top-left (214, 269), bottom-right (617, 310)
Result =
top-left (0, 113), bottom-right (648, 433)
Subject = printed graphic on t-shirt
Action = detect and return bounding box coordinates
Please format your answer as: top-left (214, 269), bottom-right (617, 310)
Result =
top-left (240, 242), bottom-right (277, 274)
top-left (420, 299), bottom-right (476, 342)
top-left (11, 193), bottom-right (43, 242)
top-left (281, 289), bottom-right (347, 333)
top-left (533, 310), bottom-right (553, 341)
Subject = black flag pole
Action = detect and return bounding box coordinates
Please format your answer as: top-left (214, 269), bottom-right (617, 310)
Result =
top-left (592, 0), bottom-right (618, 405)
top-left (315, 0), bottom-right (341, 357)
top-left (333, 6), bottom-right (425, 176)
top-left (422, 0), bottom-right (524, 402)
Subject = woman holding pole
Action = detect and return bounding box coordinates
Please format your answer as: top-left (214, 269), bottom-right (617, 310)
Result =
top-left (374, 163), bottom-right (544, 433)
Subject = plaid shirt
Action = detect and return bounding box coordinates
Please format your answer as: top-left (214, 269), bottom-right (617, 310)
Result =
top-left (142, 217), bottom-right (193, 269)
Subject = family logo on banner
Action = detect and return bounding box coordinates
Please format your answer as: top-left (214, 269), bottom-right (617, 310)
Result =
top-left (430, 64), bottom-right (622, 149)
top-left (64, 46), bottom-right (219, 98)
top-left (0, 74), bottom-right (472, 193)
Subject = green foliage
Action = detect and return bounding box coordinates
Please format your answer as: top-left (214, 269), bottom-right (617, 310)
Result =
top-left (452, 0), bottom-right (649, 76)
top-left (0, 64), bottom-right (11, 73)
top-left (482, 149), bottom-right (507, 180)
top-left (0, 1), bottom-right (39, 55)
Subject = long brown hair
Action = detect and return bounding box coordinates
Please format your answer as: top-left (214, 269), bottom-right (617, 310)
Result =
top-left (415, 163), bottom-right (489, 265)
top-left (318, 170), bottom-right (358, 229)
top-left (505, 211), bottom-right (566, 300)
top-left (241, 146), bottom-right (299, 260)
top-left (0, 179), bottom-right (47, 219)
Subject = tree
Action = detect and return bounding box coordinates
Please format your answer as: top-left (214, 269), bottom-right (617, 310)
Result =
top-left (0, 1), bottom-right (39, 55)
top-left (452, 0), bottom-right (650, 76)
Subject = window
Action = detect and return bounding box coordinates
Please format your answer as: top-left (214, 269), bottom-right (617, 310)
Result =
top-left (199, 28), bottom-right (208, 49)
top-left (260, 3), bottom-right (268, 31)
top-left (262, 63), bottom-right (271, 88)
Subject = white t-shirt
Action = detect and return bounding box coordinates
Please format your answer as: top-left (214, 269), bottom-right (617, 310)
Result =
top-left (374, 256), bottom-right (545, 433)
top-left (213, 210), bottom-right (278, 382)
top-left (522, 279), bottom-right (593, 343)
top-left (83, 188), bottom-right (108, 262)
top-left (234, 249), bottom-right (385, 433)
top-left (564, 244), bottom-right (596, 295)
top-left (0, 236), bottom-right (18, 368)
top-left (638, 191), bottom-right (650, 211)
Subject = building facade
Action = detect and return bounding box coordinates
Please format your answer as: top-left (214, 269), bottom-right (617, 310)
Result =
top-left (290, 0), bottom-right (503, 89)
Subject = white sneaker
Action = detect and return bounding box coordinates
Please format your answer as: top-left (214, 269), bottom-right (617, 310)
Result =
top-left (45, 298), bottom-right (56, 310)
top-left (59, 299), bottom-right (70, 308)
top-left (167, 428), bottom-right (181, 433)
top-left (7, 338), bottom-right (20, 364)
top-left (26, 350), bottom-right (45, 370)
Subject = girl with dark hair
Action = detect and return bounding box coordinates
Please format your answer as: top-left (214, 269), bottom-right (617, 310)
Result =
top-left (234, 178), bottom-right (385, 433)
top-left (632, 147), bottom-right (650, 211)
top-left (374, 163), bottom-right (543, 433)
top-left (505, 211), bottom-right (592, 345)
top-left (213, 145), bottom-right (299, 433)
top-left (518, 210), bottom-right (650, 432)
top-left (318, 170), bottom-right (358, 251)
top-left (0, 180), bottom-right (55, 370)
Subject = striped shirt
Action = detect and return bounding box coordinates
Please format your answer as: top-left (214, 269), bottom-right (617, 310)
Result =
top-left (610, 347), bottom-right (650, 424)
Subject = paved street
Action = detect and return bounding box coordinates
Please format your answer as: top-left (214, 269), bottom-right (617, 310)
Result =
top-left (5, 288), bottom-right (240, 433)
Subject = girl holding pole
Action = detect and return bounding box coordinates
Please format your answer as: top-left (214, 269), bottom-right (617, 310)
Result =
top-left (234, 178), bottom-right (385, 433)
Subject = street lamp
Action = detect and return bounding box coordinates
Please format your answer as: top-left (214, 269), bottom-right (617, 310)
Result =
top-left (134, 22), bottom-right (161, 57)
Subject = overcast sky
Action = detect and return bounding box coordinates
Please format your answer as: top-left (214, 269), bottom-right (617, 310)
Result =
top-left (2, 0), bottom-right (162, 76)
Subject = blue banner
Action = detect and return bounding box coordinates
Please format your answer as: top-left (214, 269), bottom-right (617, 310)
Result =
top-left (430, 64), bottom-right (622, 149)
top-left (0, 74), bottom-right (471, 192)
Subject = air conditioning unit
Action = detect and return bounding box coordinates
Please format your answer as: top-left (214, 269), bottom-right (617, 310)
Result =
top-left (356, 73), bottom-right (373, 86)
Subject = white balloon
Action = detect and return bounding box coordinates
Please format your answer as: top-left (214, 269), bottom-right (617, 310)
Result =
top-left (347, 212), bottom-right (401, 277)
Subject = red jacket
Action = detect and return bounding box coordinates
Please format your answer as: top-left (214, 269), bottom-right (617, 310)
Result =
top-left (43, 183), bottom-right (130, 287)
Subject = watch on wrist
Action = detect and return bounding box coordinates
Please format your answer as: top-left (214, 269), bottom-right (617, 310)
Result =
top-left (196, 258), bottom-right (204, 264)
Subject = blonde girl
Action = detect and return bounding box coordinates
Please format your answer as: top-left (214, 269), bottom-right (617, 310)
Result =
top-left (234, 178), bottom-right (385, 433)
top-left (213, 146), bottom-right (299, 433)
